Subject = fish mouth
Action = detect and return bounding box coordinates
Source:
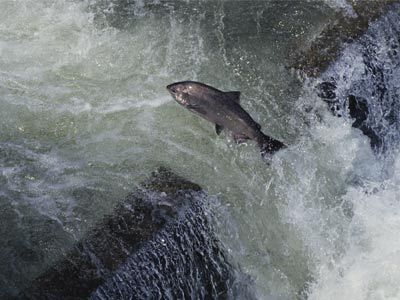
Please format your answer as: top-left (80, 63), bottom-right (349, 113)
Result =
top-left (167, 85), bottom-right (179, 102)
top-left (166, 84), bottom-right (188, 106)
top-left (166, 84), bottom-right (176, 94)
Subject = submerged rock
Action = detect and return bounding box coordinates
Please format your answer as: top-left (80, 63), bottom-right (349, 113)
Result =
top-left (22, 167), bottom-right (253, 299)
top-left (291, 0), bottom-right (398, 77)
top-left (316, 81), bottom-right (337, 101)
top-left (348, 95), bottom-right (382, 150)
top-left (316, 83), bottom-right (383, 149)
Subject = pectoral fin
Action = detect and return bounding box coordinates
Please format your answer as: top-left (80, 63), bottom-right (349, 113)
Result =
top-left (215, 124), bottom-right (224, 135)
top-left (225, 91), bottom-right (241, 103)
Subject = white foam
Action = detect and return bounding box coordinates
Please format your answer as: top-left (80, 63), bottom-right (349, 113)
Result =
top-left (308, 153), bottom-right (400, 300)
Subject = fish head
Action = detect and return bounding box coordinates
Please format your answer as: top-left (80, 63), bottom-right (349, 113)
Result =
top-left (166, 81), bottom-right (200, 108)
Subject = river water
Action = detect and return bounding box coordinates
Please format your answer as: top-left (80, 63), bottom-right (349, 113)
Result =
top-left (1, 0), bottom-right (400, 299)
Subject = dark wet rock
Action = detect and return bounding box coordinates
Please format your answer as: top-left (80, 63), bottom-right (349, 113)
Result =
top-left (348, 95), bottom-right (382, 150)
top-left (142, 166), bottom-right (202, 194)
top-left (331, 103), bottom-right (343, 118)
top-left (317, 81), bottom-right (337, 101)
top-left (348, 95), bottom-right (368, 126)
top-left (22, 167), bottom-right (253, 300)
top-left (291, 0), bottom-right (398, 77)
top-left (315, 81), bottom-right (342, 117)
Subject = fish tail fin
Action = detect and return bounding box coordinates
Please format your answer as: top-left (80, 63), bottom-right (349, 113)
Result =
top-left (257, 133), bottom-right (286, 157)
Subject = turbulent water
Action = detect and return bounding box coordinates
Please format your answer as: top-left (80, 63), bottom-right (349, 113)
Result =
top-left (1, 0), bottom-right (400, 299)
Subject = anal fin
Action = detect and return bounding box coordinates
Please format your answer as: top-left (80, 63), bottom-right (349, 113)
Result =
top-left (233, 133), bottom-right (250, 144)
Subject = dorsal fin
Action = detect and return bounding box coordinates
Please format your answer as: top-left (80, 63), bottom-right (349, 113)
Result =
top-left (225, 91), bottom-right (241, 103)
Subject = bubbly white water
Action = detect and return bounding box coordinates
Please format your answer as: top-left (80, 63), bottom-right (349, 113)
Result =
top-left (308, 153), bottom-right (400, 299)
top-left (1, 0), bottom-right (399, 299)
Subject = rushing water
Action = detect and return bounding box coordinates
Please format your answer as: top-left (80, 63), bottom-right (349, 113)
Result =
top-left (1, 0), bottom-right (400, 299)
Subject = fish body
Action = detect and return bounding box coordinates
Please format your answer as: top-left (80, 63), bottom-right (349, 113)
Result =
top-left (167, 81), bottom-right (286, 155)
